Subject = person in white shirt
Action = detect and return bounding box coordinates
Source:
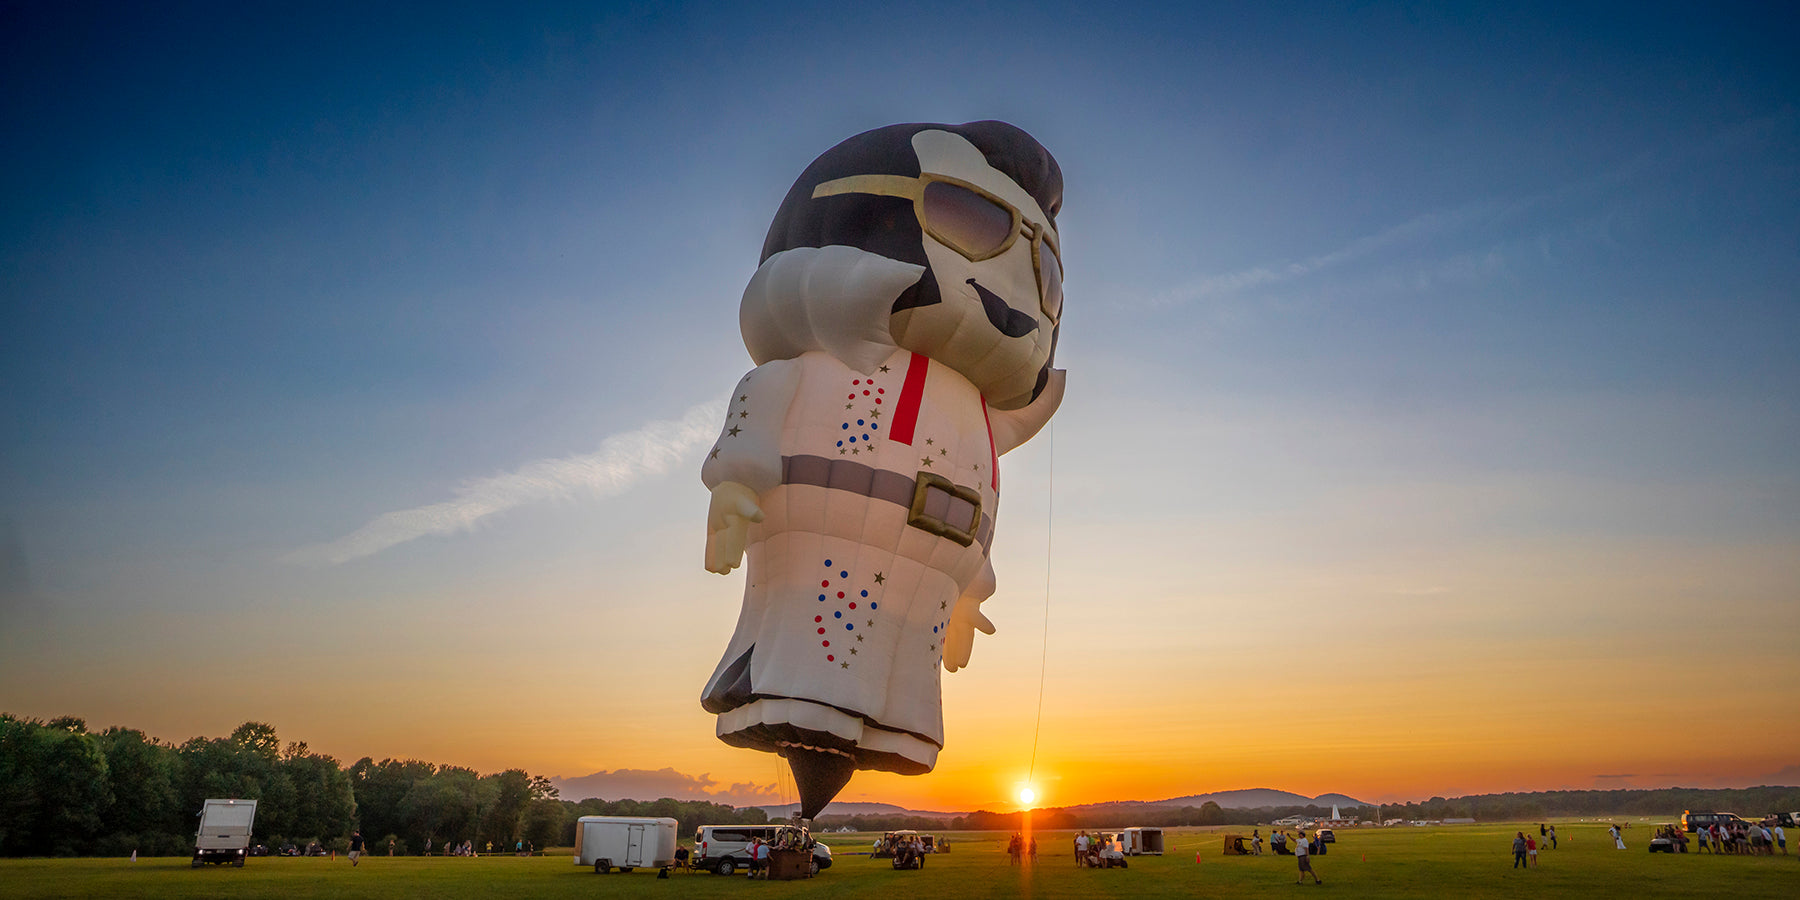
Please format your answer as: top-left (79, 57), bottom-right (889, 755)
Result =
top-left (1294, 830), bottom-right (1321, 884)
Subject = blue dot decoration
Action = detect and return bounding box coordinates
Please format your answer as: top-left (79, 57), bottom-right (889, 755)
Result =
top-left (870, 602), bottom-right (877, 610)
top-left (834, 611), bottom-right (842, 618)
top-left (933, 625), bottom-right (939, 633)
top-left (871, 422), bottom-right (879, 430)
top-left (823, 560), bottom-right (832, 567)
top-left (845, 624), bottom-right (854, 631)
top-left (818, 594), bottom-right (826, 601)
top-left (863, 434), bottom-right (870, 441)
top-left (848, 437), bottom-right (856, 443)
top-left (841, 423), bottom-right (848, 430)
top-left (840, 571), bottom-right (848, 578)
top-left (860, 590), bottom-right (868, 597)
top-left (857, 419), bottom-right (865, 426)
top-left (836, 440), bottom-right (843, 447)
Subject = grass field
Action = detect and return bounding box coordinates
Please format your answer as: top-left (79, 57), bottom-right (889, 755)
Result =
top-left (3, 821), bottom-right (1792, 899)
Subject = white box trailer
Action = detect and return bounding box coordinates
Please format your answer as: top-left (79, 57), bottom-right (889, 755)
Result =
top-left (575, 816), bottom-right (679, 873)
top-left (1122, 827), bottom-right (1165, 855)
top-left (192, 798), bottom-right (258, 867)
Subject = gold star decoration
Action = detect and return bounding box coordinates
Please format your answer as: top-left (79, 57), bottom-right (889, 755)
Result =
top-left (866, 619), bottom-right (874, 627)
top-left (709, 448), bottom-right (720, 459)
top-left (925, 438), bottom-right (934, 445)
top-left (972, 463), bottom-right (981, 471)
top-left (873, 572), bottom-right (885, 584)
top-left (845, 402), bottom-right (853, 410)
top-left (867, 409), bottom-right (879, 418)
top-left (851, 447), bottom-right (860, 455)
top-left (940, 600), bottom-right (947, 609)
top-left (739, 395), bottom-right (748, 402)
top-left (920, 457), bottom-right (933, 467)
top-left (726, 425), bottom-right (741, 437)
top-left (849, 647), bottom-right (857, 655)
top-left (879, 365), bottom-right (890, 373)
top-left (737, 410), bottom-right (748, 418)
top-left (855, 634), bottom-right (864, 642)
top-left (939, 448), bottom-right (947, 456)
top-left (840, 661), bottom-right (849, 669)
top-left (928, 643), bottom-right (936, 652)
top-left (839, 448), bottom-right (848, 455)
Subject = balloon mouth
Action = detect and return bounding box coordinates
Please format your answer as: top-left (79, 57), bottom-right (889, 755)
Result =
top-left (966, 278), bottom-right (1038, 338)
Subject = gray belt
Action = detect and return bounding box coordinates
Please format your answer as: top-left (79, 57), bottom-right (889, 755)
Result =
top-left (782, 455), bottom-right (992, 549)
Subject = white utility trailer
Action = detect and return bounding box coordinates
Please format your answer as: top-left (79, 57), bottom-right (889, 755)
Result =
top-left (192, 798), bottom-right (259, 867)
top-left (1122, 827), bottom-right (1165, 855)
top-left (575, 816), bottom-right (679, 873)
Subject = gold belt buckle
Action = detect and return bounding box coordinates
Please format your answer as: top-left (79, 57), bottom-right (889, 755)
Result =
top-left (907, 472), bottom-right (982, 547)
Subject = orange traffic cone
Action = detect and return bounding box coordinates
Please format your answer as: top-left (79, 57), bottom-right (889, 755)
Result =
top-left (1195, 850), bottom-right (1202, 864)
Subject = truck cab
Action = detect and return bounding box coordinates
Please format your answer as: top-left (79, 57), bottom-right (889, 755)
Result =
top-left (192, 798), bottom-right (259, 867)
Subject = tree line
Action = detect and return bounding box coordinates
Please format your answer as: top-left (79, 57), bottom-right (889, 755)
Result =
top-left (7, 712), bottom-right (1795, 857)
top-left (0, 715), bottom-right (770, 857)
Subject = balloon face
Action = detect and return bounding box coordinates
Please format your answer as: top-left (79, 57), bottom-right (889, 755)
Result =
top-left (893, 130), bottom-right (1060, 411)
top-left (701, 121), bottom-right (1066, 819)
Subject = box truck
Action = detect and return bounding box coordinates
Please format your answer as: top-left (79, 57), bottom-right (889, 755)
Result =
top-left (192, 798), bottom-right (259, 867)
top-left (1122, 826), bottom-right (1165, 855)
top-left (575, 816), bottom-right (679, 873)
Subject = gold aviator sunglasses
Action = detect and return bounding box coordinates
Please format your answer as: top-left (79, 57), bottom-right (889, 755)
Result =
top-left (812, 173), bottom-right (1063, 321)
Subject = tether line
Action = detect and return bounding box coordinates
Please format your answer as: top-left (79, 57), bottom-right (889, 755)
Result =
top-left (1027, 423), bottom-right (1054, 785)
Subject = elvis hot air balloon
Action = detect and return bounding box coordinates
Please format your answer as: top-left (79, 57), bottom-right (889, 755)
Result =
top-left (700, 122), bottom-right (1066, 818)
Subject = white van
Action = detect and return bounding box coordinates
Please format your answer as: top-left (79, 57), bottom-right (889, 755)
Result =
top-left (574, 816), bottom-right (679, 873)
top-left (192, 798), bottom-right (259, 867)
top-left (693, 824), bottom-right (832, 875)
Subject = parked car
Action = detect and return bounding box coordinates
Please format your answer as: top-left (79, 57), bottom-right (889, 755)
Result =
top-left (1680, 811), bottom-right (1748, 835)
top-left (692, 824), bottom-right (830, 875)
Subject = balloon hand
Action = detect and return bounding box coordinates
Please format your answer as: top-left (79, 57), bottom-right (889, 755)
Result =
top-left (704, 481), bottom-right (764, 574)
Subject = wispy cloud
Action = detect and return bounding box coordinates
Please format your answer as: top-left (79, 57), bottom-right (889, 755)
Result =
top-left (285, 398), bottom-right (727, 565)
top-left (1149, 113), bottom-right (1789, 312)
top-left (550, 767), bottom-right (783, 806)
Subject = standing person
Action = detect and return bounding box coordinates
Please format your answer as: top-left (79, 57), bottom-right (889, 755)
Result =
top-left (1029, 835), bottom-right (1038, 862)
top-left (1609, 824), bottom-right (1625, 850)
top-left (1526, 834), bottom-right (1537, 867)
top-left (1539, 823), bottom-right (1547, 837)
top-left (348, 831), bottom-right (364, 867)
top-left (1295, 829), bottom-right (1322, 884)
top-left (1252, 829), bottom-right (1263, 855)
top-left (1075, 831), bottom-right (1089, 867)
top-left (747, 838), bottom-right (765, 879)
top-left (1512, 832), bottom-right (1528, 869)
top-left (387, 837), bottom-right (395, 857)
top-left (1774, 822), bottom-right (1786, 855)
top-left (1548, 825), bottom-right (1556, 849)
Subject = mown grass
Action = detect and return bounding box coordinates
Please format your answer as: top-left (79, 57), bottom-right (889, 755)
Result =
top-left (3, 821), bottom-right (1792, 899)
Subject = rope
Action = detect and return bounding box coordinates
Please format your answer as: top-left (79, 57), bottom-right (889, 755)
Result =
top-left (1027, 422), bottom-right (1054, 786)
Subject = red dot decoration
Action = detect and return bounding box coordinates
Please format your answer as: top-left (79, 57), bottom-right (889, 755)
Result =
top-left (815, 616), bottom-right (822, 623)
top-left (827, 655), bottom-right (835, 662)
top-left (875, 398), bottom-right (882, 405)
top-left (847, 394), bottom-right (855, 399)
top-left (837, 591), bottom-right (845, 599)
top-left (853, 379), bottom-right (861, 385)
top-left (877, 388), bottom-right (885, 394)
top-left (822, 640), bottom-right (830, 647)
top-left (821, 580), bottom-right (829, 587)
top-left (818, 627), bottom-right (826, 634)
top-left (863, 390), bottom-right (870, 395)
top-left (848, 602), bottom-right (856, 609)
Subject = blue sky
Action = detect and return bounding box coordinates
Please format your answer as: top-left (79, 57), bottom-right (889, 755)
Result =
top-left (2, 2), bottom-right (1795, 807)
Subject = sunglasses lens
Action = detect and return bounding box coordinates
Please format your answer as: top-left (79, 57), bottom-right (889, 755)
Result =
top-left (922, 180), bottom-right (1014, 257)
top-left (1038, 241), bottom-right (1063, 320)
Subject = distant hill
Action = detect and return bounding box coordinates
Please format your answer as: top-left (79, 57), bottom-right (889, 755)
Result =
top-left (750, 789), bottom-right (1369, 819)
top-left (1066, 788), bottom-right (1370, 813)
top-left (752, 801), bottom-right (959, 819)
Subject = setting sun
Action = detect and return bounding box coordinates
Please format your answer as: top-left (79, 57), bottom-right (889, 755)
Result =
top-left (1018, 786), bottom-right (1037, 806)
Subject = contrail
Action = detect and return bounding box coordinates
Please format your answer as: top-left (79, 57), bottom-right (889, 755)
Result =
top-left (286, 398), bottom-right (727, 565)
